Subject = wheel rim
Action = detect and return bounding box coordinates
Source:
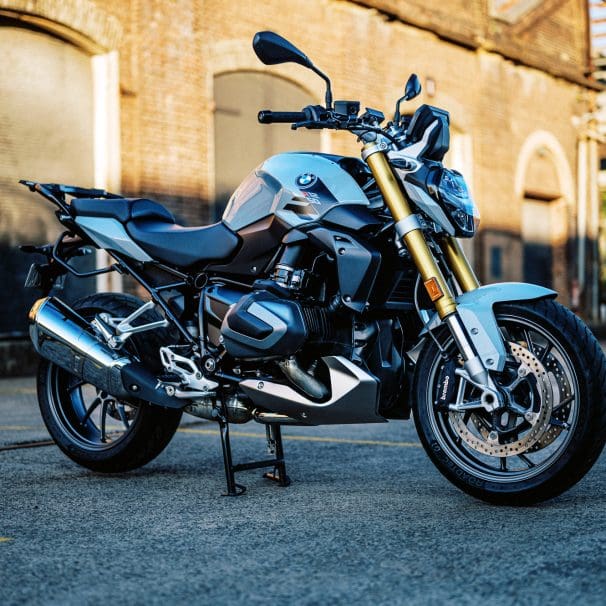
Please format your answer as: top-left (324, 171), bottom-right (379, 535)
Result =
top-left (425, 312), bottom-right (580, 483)
top-left (46, 362), bottom-right (141, 451)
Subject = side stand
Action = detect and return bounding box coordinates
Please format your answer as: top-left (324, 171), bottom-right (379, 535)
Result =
top-left (218, 417), bottom-right (291, 497)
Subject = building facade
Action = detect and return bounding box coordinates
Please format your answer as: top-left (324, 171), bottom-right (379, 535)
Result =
top-left (589, 0), bottom-right (606, 321)
top-left (0, 0), bottom-right (599, 369)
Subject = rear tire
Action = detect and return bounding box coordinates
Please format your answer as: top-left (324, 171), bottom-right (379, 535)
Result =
top-left (413, 299), bottom-right (606, 505)
top-left (37, 293), bottom-right (182, 473)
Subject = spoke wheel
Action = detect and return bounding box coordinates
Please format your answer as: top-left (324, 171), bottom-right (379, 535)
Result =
top-left (36, 293), bottom-right (182, 473)
top-left (413, 299), bottom-right (606, 505)
top-left (429, 318), bottom-right (578, 484)
top-left (47, 368), bottom-right (141, 451)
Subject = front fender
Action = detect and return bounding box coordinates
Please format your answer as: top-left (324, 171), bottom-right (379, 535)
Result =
top-left (424, 282), bottom-right (556, 371)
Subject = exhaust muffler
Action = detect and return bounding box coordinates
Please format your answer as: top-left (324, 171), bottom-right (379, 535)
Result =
top-left (29, 297), bottom-right (183, 409)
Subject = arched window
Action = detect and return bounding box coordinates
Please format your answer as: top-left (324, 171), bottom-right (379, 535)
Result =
top-left (213, 72), bottom-right (320, 218)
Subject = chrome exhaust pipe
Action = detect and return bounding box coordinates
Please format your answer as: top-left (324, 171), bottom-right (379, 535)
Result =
top-left (29, 297), bottom-right (130, 398)
top-left (29, 297), bottom-right (183, 409)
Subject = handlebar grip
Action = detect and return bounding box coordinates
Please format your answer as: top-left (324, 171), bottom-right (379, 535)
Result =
top-left (258, 110), bottom-right (308, 124)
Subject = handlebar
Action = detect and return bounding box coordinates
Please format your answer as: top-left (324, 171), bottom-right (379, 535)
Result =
top-left (258, 110), bottom-right (308, 124)
top-left (256, 104), bottom-right (402, 146)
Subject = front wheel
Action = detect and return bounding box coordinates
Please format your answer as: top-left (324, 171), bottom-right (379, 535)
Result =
top-left (413, 299), bottom-right (606, 505)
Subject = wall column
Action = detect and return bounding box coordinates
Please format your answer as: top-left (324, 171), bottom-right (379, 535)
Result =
top-left (577, 136), bottom-right (588, 293)
top-left (588, 136), bottom-right (600, 321)
top-left (93, 50), bottom-right (122, 292)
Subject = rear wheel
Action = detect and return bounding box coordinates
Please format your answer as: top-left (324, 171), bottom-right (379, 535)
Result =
top-left (37, 293), bottom-right (182, 473)
top-left (413, 299), bottom-right (606, 505)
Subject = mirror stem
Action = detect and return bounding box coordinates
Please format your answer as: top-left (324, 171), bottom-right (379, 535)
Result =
top-left (394, 98), bottom-right (404, 126)
top-left (311, 66), bottom-right (333, 109)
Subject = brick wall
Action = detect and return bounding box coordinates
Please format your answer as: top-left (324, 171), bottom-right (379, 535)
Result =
top-left (356, 0), bottom-right (590, 82)
top-left (96, 0), bottom-right (595, 299)
top-left (101, 0), bottom-right (210, 225)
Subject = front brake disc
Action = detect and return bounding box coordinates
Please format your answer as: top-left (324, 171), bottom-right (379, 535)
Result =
top-left (526, 349), bottom-right (572, 452)
top-left (449, 342), bottom-right (553, 457)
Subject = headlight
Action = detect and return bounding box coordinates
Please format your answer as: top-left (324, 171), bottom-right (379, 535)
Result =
top-left (435, 168), bottom-right (480, 238)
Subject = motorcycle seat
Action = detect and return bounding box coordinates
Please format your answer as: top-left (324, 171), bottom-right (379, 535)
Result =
top-left (71, 197), bottom-right (175, 224)
top-left (126, 220), bottom-right (240, 268)
top-left (71, 197), bottom-right (239, 267)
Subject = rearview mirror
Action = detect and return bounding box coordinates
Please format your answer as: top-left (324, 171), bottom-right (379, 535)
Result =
top-left (253, 31), bottom-right (312, 68)
top-left (252, 31), bottom-right (334, 109)
top-left (404, 73), bottom-right (422, 101)
top-left (394, 74), bottom-right (422, 125)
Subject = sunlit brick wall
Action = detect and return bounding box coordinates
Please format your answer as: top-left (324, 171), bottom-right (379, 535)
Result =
top-left (97, 0), bottom-right (594, 298)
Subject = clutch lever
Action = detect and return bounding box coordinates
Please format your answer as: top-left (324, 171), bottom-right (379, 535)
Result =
top-left (291, 119), bottom-right (339, 130)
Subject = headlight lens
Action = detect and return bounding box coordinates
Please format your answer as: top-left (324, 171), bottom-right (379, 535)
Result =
top-left (437, 169), bottom-right (480, 237)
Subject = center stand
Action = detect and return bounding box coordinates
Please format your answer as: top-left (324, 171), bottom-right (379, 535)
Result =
top-left (218, 414), bottom-right (291, 496)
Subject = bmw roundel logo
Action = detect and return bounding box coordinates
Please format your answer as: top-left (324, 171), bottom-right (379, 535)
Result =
top-left (296, 173), bottom-right (317, 189)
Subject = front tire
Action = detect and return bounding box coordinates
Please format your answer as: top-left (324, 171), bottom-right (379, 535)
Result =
top-left (37, 293), bottom-right (182, 473)
top-left (413, 299), bottom-right (606, 505)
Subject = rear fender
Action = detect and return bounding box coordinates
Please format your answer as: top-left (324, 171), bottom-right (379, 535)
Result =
top-left (422, 282), bottom-right (556, 371)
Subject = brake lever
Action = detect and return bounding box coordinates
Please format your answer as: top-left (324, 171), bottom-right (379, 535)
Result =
top-left (291, 118), bottom-right (401, 145)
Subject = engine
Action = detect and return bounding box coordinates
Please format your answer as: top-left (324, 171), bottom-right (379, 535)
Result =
top-left (200, 224), bottom-right (407, 417)
top-left (201, 277), bottom-right (407, 416)
top-left (202, 285), bottom-right (349, 361)
top-left (221, 291), bottom-right (307, 359)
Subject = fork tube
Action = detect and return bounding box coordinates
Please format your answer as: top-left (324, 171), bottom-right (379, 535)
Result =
top-left (363, 144), bottom-right (457, 319)
top-left (440, 236), bottom-right (480, 293)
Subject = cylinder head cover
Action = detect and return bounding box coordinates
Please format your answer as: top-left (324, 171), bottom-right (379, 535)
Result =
top-left (220, 291), bottom-right (307, 359)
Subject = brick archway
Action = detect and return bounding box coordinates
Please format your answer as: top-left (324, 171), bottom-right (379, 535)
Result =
top-left (514, 130), bottom-right (574, 202)
top-left (0, 0), bottom-right (122, 296)
top-left (212, 70), bottom-right (322, 219)
top-left (205, 38), bottom-right (330, 205)
top-left (207, 39), bottom-right (322, 103)
top-left (0, 0), bottom-right (121, 52)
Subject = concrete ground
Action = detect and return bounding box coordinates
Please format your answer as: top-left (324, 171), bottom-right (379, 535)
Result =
top-left (1, 376), bottom-right (605, 605)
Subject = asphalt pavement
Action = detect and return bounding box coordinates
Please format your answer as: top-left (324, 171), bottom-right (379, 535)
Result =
top-left (1, 376), bottom-right (605, 605)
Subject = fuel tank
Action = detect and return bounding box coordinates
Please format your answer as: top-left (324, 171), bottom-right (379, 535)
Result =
top-left (222, 153), bottom-right (371, 231)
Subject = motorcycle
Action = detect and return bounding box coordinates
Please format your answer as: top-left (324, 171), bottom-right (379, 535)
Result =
top-left (20, 31), bottom-right (606, 504)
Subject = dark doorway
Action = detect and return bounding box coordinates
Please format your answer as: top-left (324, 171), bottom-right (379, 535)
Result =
top-left (521, 197), bottom-right (555, 289)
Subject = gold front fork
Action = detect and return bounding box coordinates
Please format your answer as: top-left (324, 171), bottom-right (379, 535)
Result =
top-left (439, 236), bottom-right (480, 293)
top-left (363, 145), bottom-right (502, 396)
top-left (363, 144), bottom-right (459, 318)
